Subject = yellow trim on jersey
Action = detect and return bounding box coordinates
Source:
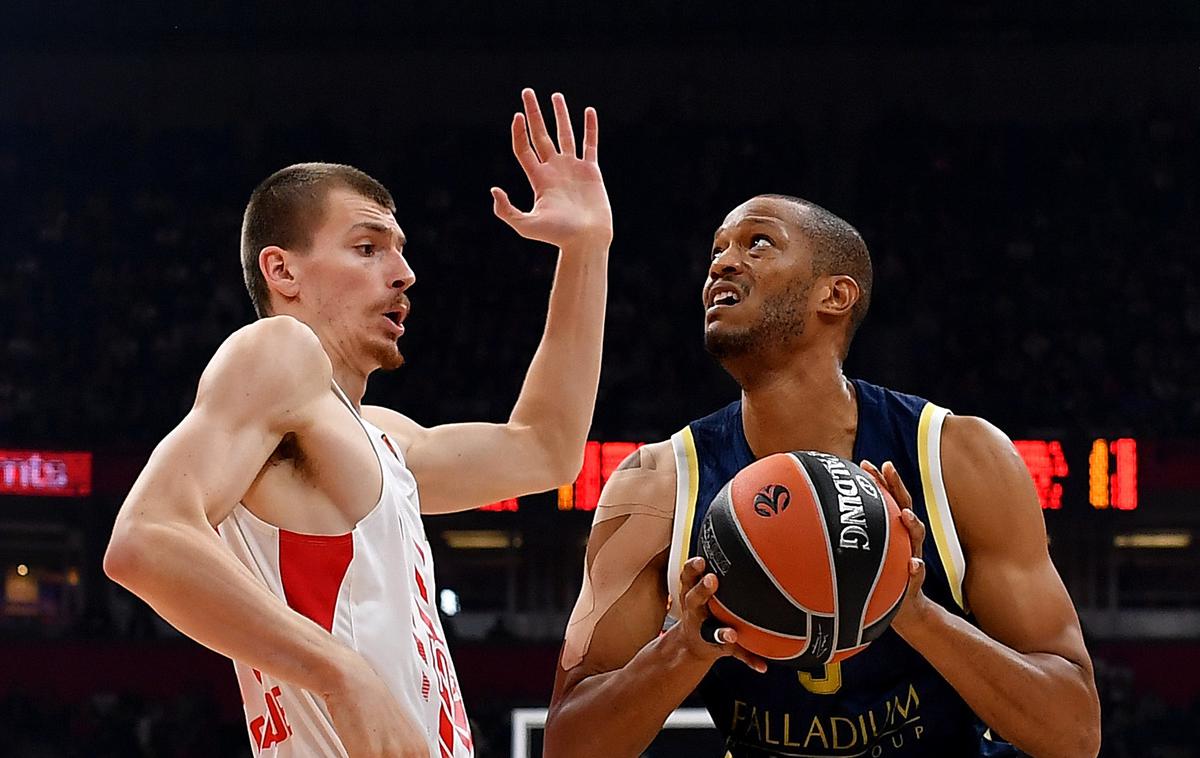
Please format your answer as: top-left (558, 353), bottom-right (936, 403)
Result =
top-left (666, 427), bottom-right (702, 618)
top-left (917, 403), bottom-right (967, 611)
top-left (679, 426), bottom-right (700, 576)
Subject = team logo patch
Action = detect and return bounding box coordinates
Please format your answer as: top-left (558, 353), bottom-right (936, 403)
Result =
top-left (753, 484), bottom-right (791, 517)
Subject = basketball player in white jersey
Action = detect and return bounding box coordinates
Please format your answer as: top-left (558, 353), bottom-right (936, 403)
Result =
top-left (104, 89), bottom-right (611, 758)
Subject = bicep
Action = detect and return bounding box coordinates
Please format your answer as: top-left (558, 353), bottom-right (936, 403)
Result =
top-left (946, 417), bottom-right (1091, 665)
top-left (118, 321), bottom-right (328, 528)
top-left (122, 404), bottom-right (281, 528)
top-left (553, 445), bottom-right (676, 698)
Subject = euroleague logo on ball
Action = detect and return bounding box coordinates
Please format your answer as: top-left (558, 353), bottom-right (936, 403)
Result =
top-left (753, 484), bottom-right (791, 517)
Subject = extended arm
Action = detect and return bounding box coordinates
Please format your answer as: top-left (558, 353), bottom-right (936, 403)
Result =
top-left (371, 89), bottom-right (612, 514)
top-left (870, 417), bottom-right (1101, 758)
top-left (105, 317), bottom-right (426, 757)
top-left (544, 444), bottom-right (765, 758)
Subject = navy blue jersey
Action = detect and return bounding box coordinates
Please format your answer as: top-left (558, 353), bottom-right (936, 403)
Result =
top-left (664, 379), bottom-right (1018, 757)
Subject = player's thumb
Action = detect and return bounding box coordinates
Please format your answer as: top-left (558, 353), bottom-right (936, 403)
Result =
top-left (491, 187), bottom-right (526, 228)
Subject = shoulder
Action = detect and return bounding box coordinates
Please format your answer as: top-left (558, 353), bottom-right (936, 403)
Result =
top-left (360, 405), bottom-right (424, 451)
top-left (941, 415), bottom-right (1026, 480)
top-left (196, 316), bottom-right (332, 429)
top-left (612, 440), bottom-right (676, 481)
top-left (595, 440), bottom-right (677, 519)
top-left (940, 415), bottom-right (1046, 553)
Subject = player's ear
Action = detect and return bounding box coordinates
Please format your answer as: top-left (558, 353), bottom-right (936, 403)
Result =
top-left (260, 246), bottom-right (301, 300)
top-left (815, 275), bottom-right (860, 319)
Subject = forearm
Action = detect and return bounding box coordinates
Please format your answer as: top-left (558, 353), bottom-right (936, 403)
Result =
top-left (897, 602), bottom-right (1100, 758)
top-left (546, 626), bottom-right (709, 758)
top-left (510, 241), bottom-right (608, 473)
top-left (106, 513), bottom-right (351, 695)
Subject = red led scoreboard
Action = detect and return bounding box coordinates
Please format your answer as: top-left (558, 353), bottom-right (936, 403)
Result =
top-left (482, 439), bottom-right (1138, 512)
top-left (0, 449), bottom-right (93, 497)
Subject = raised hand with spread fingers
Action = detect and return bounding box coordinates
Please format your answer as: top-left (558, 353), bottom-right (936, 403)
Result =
top-left (492, 88), bottom-right (612, 251)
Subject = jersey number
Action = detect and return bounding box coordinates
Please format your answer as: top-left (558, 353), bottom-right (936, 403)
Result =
top-left (798, 663), bottom-right (842, 694)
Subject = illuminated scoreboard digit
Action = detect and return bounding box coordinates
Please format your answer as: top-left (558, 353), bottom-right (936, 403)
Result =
top-left (1090, 438), bottom-right (1138, 510)
top-left (1012, 440), bottom-right (1069, 510)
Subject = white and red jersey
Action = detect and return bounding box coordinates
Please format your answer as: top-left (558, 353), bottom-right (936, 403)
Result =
top-left (216, 386), bottom-right (473, 758)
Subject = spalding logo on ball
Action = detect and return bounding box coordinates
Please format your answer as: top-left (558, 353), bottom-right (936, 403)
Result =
top-left (699, 451), bottom-right (911, 668)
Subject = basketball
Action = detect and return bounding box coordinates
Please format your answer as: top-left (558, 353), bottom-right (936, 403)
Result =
top-left (698, 451), bottom-right (911, 668)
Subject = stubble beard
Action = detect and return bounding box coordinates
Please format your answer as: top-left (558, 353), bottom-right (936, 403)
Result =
top-left (704, 279), bottom-right (812, 365)
top-left (368, 340), bottom-right (406, 372)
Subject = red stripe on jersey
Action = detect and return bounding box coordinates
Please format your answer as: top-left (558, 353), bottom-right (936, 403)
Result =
top-left (414, 566), bottom-right (430, 602)
top-left (278, 530), bottom-right (354, 633)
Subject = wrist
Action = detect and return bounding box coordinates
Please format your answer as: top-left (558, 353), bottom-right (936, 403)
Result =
top-left (559, 229), bottom-right (613, 255)
top-left (316, 644), bottom-right (366, 699)
top-left (659, 620), bottom-right (716, 673)
top-left (891, 593), bottom-right (941, 644)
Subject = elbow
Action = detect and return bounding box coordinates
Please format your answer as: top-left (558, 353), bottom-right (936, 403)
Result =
top-left (526, 429), bottom-right (585, 490)
top-left (103, 517), bottom-right (156, 591)
top-left (1055, 725), bottom-right (1100, 758)
top-left (1047, 680), bottom-right (1101, 758)
top-left (103, 528), bottom-right (140, 589)
top-left (549, 448), bottom-right (585, 489)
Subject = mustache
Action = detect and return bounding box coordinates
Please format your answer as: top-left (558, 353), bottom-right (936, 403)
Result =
top-left (385, 293), bottom-right (412, 314)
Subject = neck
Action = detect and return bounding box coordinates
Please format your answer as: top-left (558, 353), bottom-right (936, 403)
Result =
top-left (275, 310), bottom-right (373, 408)
top-left (728, 345), bottom-right (858, 460)
top-left (330, 364), bottom-right (369, 410)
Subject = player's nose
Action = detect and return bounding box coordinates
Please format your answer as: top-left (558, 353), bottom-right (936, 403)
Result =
top-left (708, 244), bottom-right (745, 278)
top-left (390, 251), bottom-right (416, 291)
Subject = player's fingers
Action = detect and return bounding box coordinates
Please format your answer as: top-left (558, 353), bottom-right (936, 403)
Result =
top-left (582, 106), bottom-right (599, 162)
top-left (713, 628), bottom-right (767, 672)
top-left (724, 640), bottom-right (769, 674)
top-left (679, 556), bottom-right (706, 593)
top-left (683, 571), bottom-right (718, 612)
top-left (900, 508), bottom-right (926, 560)
top-left (699, 617), bottom-right (724, 644)
top-left (491, 187), bottom-right (527, 227)
top-left (521, 88), bottom-right (557, 159)
top-left (859, 459), bottom-right (887, 493)
top-left (551, 92), bottom-right (575, 158)
top-left (907, 552), bottom-right (926, 586)
top-left (882, 461), bottom-right (914, 510)
top-left (510, 114), bottom-right (540, 178)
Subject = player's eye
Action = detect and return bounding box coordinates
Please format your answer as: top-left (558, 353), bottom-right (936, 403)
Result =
top-left (750, 234), bottom-right (773, 249)
top-left (356, 243), bottom-right (376, 256)
top-left (711, 246), bottom-right (725, 260)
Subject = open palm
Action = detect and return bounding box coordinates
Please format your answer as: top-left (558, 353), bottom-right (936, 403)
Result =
top-left (492, 89), bottom-right (613, 250)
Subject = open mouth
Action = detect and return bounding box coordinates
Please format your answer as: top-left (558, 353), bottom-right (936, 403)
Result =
top-left (711, 290), bottom-right (742, 307)
top-left (382, 311), bottom-right (406, 336)
top-left (707, 282), bottom-right (745, 311)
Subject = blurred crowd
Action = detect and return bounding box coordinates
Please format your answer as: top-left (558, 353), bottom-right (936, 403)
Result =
top-left (1, 108), bottom-right (1196, 447)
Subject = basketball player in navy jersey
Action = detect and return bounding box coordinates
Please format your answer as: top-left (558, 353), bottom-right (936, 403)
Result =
top-left (105, 90), bottom-right (610, 758)
top-left (546, 195), bottom-right (1100, 757)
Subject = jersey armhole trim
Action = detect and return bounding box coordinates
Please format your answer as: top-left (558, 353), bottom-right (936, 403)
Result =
top-left (917, 403), bottom-right (968, 613)
top-left (666, 427), bottom-right (700, 621)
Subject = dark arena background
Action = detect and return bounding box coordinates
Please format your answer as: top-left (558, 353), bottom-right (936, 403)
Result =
top-left (2, 2), bottom-right (1199, 756)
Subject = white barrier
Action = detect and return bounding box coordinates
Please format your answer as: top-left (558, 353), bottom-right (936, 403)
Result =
top-left (510, 707), bottom-right (716, 758)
